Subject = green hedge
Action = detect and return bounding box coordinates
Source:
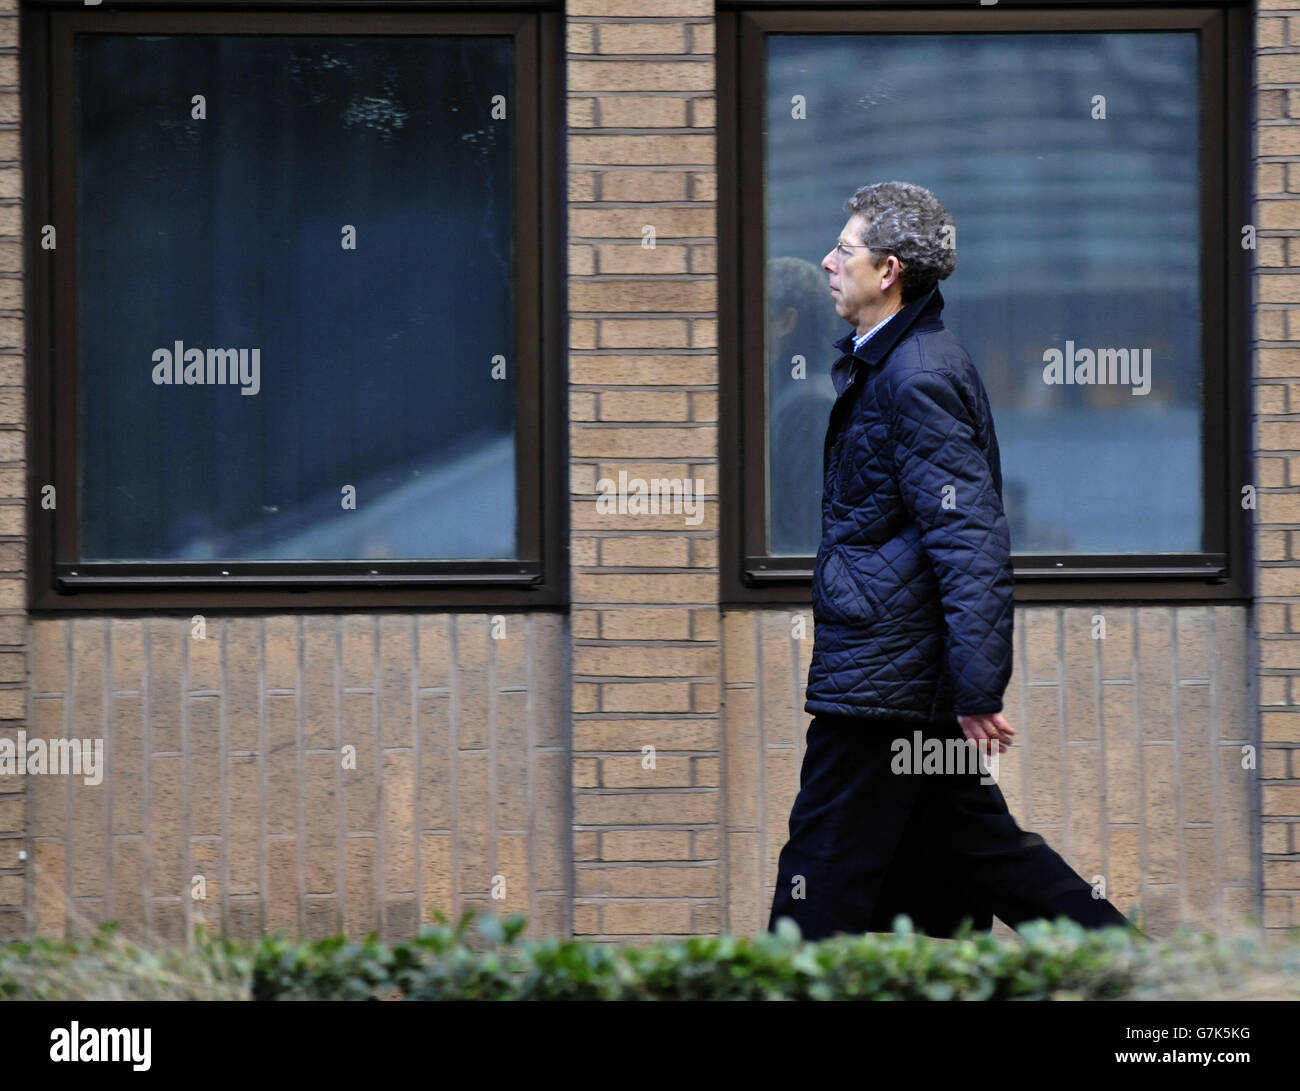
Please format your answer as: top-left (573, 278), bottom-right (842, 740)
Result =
top-left (2, 912), bottom-right (1298, 1001)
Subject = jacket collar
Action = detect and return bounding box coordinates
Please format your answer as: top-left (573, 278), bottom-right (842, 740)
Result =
top-left (833, 282), bottom-right (945, 370)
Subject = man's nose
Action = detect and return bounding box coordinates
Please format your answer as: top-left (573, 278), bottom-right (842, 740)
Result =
top-left (822, 250), bottom-right (836, 273)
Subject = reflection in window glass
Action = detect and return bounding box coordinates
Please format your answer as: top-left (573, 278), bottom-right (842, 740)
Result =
top-left (76, 35), bottom-right (516, 561)
top-left (765, 33), bottom-right (1201, 556)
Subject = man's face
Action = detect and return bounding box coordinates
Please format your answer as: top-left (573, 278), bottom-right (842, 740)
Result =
top-left (822, 214), bottom-right (900, 329)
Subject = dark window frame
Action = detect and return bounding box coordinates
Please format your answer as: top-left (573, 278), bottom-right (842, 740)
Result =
top-left (717, 2), bottom-right (1252, 605)
top-left (23, 3), bottom-right (567, 611)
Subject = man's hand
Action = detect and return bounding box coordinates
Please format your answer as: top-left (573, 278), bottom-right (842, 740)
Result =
top-left (957, 711), bottom-right (1015, 753)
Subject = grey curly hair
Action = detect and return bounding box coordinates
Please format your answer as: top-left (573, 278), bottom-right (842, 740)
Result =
top-left (844, 181), bottom-right (957, 302)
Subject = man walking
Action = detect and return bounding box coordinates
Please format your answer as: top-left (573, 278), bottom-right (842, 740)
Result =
top-left (767, 182), bottom-right (1132, 941)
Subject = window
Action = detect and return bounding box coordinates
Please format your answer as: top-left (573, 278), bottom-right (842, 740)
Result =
top-left (27, 6), bottom-right (564, 609)
top-left (719, 4), bottom-right (1249, 603)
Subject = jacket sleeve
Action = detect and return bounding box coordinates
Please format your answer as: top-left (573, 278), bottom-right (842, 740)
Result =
top-left (886, 368), bottom-right (1014, 717)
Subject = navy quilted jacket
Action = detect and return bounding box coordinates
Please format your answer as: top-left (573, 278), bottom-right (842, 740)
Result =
top-left (805, 282), bottom-right (1015, 725)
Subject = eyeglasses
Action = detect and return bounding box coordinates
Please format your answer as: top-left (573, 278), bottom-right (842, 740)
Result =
top-left (834, 238), bottom-right (898, 260)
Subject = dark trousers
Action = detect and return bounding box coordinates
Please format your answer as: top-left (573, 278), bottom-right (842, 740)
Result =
top-left (767, 713), bottom-right (1131, 941)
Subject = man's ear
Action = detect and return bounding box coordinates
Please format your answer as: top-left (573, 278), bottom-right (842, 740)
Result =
top-left (883, 256), bottom-right (905, 292)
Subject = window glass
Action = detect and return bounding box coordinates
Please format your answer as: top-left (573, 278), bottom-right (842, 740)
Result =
top-left (765, 32), bottom-right (1202, 556)
top-left (76, 34), bottom-right (517, 562)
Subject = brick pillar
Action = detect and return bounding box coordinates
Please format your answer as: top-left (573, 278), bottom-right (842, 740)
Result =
top-left (1256, 5), bottom-right (1300, 940)
top-left (567, 0), bottom-right (721, 939)
top-left (0, 0), bottom-right (23, 938)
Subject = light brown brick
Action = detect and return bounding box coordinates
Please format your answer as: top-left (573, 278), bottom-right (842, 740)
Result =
top-left (569, 171), bottom-right (596, 202)
top-left (598, 680), bottom-right (691, 712)
top-left (599, 535), bottom-right (691, 566)
top-left (1261, 54), bottom-right (1300, 84)
top-left (1262, 783), bottom-right (1300, 815)
top-left (597, 318), bottom-right (690, 348)
top-left (595, 240), bottom-right (689, 272)
top-left (601, 829), bottom-right (691, 860)
top-left (570, 278), bottom-right (715, 313)
top-left (689, 242), bottom-right (716, 273)
top-left (577, 863), bottom-right (716, 897)
top-left (569, 60), bottom-right (713, 93)
top-left (596, 97), bottom-right (688, 129)
top-left (1263, 859), bottom-right (1300, 887)
top-left (0, 886), bottom-right (30, 926)
top-left (600, 899), bottom-right (693, 934)
top-left (568, 97), bottom-right (596, 127)
top-left (1263, 822), bottom-right (1291, 854)
top-left (569, 205), bottom-right (714, 240)
top-left (600, 754), bottom-right (692, 788)
top-left (574, 571), bottom-right (716, 603)
top-left (569, 355), bottom-right (717, 386)
top-left (570, 0), bottom-right (711, 12)
top-left (1263, 712), bottom-right (1300, 742)
top-left (597, 24), bottom-right (687, 54)
top-left (602, 169), bottom-right (691, 203)
top-left (690, 318), bottom-right (717, 347)
top-left (1260, 236), bottom-right (1287, 268)
top-left (1261, 17), bottom-right (1286, 47)
top-left (573, 756), bottom-right (600, 788)
top-left (1260, 348), bottom-right (1300, 377)
top-left (567, 22), bottom-right (596, 54)
top-left (691, 97), bottom-right (715, 127)
top-left (599, 390), bottom-right (691, 422)
top-left (573, 718), bottom-right (718, 751)
top-left (574, 790), bottom-right (716, 825)
top-left (1260, 530), bottom-right (1288, 561)
top-left (693, 756), bottom-right (719, 787)
top-left (1260, 566), bottom-right (1300, 596)
top-left (689, 22), bottom-right (714, 54)
top-left (573, 901), bottom-right (600, 933)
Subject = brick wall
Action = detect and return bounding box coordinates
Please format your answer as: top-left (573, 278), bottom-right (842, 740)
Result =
top-left (0, 0), bottom-right (1279, 947)
top-left (0, 0), bottom-right (21, 938)
top-left (567, 0), bottom-right (721, 939)
top-left (23, 615), bottom-right (569, 942)
top-left (724, 606), bottom-right (1256, 938)
top-left (1256, 0), bottom-right (1300, 944)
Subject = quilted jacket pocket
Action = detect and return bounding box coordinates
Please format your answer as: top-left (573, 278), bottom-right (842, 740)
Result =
top-left (813, 543), bottom-right (883, 626)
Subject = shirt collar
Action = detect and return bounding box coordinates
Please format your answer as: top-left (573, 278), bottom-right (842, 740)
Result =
top-left (852, 312), bottom-right (894, 350)
top-left (829, 283), bottom-right (946, 395)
